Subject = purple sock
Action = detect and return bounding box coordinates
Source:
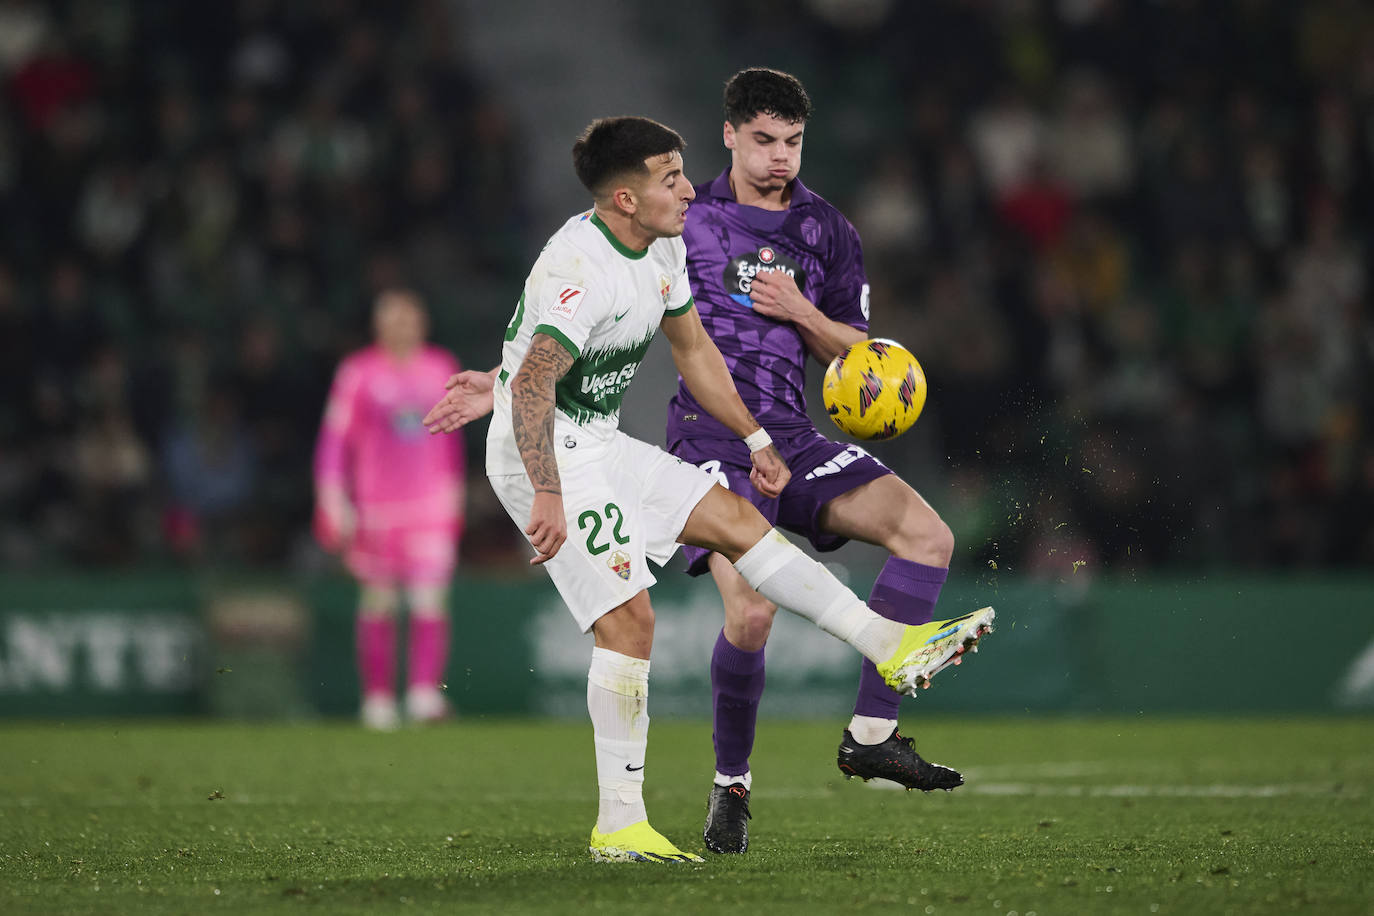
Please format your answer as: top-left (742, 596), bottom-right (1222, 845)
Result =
top-left (854, 557), bottom-right (948, 719)
top-left (711, 630), bottom-right (766, 777)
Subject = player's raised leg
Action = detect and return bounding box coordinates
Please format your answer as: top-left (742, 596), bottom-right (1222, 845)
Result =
top-left (679, 486), bottom-right (994, 697)
top-left (822, 475), bottom-right (966, 790)
top-left (586, 591), bottom-right (703, 863)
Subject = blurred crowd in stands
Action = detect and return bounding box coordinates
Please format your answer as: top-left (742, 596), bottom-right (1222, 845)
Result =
top-left (707, 0), bottom-right (1374, 573)
top-left (1, 0), bottom-right (1371, 574)
top-left (0, 0), bottom-right (527, 569)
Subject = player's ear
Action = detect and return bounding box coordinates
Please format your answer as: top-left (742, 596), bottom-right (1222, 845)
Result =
top-left (610, 184), bottom-right (637, 217)
top-left (723, 120), bottom-right (736, 150)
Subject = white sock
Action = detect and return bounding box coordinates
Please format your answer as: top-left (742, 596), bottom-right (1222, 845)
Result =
top-left (848, 715), bottom-right (899, 745)
top-left (714, 770), bottom-right (752, 790)
top-left (587, 647), bottom-right (651, 834)
top-left (733, 529), bottom-right (904, 663)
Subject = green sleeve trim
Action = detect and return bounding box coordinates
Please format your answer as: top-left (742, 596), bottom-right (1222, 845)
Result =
top-left (589, 212), bottom-right (649, 260)
top-left (533, 324), bottom-right (581, 359)
top-left (664, 295), bottom-right (695, 317)
top-left (497, 368), bottom-right (509, 384)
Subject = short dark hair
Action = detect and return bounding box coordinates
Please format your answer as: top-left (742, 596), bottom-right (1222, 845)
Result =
top-left (572, 116), bottom-right (686, 198)
top-left (723, 68), bottom-right (813, 127)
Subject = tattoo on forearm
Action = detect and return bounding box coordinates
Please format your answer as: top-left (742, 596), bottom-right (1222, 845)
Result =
top-left (511, 334), bottom-right (575, 494)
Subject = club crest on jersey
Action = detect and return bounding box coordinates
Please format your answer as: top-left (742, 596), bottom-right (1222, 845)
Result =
top-left (800, 216), bottom-right (821, 247)
top-left (608, 550), bottom-right (631, 580)
top-left (389, 408), bottom-right (425, 439)
top-left (550, 284), bottom-right (586, 320)
top-left (659, 273), bottom-right (671, 304)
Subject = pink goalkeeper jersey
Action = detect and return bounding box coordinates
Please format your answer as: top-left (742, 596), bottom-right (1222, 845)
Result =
top-left (314, 344), bottom-right (465, 532)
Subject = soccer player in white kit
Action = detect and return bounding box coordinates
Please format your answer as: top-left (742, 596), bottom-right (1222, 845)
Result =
top-left (438, 117), bottom-right (993, 863)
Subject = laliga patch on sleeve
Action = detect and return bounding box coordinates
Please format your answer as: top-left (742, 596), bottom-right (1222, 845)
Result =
top-left (549, 284), bottom-right (587, 321)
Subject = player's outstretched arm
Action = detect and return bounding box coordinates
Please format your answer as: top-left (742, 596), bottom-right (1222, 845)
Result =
top-left (511, 335), bottom-right (574, 564)
top-left (662, 308), bottom-right (790, 498)
top-left (424, 367), bottom-right (498, 433)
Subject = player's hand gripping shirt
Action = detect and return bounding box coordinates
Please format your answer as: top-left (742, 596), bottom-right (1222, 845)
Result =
top-left (486, 210), bottom-right (695, 475)
top-left (667, 169), bottom-right (870, 442)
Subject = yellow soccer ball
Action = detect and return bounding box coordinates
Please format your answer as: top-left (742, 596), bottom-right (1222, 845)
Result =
top-left (821, 338), bottom-right (927, 441)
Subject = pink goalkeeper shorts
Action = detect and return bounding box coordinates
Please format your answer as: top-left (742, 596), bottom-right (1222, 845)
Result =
top-left (347, 523), bottom-right (457, 586)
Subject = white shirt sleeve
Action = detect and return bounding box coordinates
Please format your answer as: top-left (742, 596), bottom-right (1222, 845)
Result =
top-left (531, 259), bottom-right (611, 358)
top-left (663, 238), bottom-right (693, 316)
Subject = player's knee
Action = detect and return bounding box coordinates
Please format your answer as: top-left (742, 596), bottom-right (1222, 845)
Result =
top-left (927, 518), bottom-right (955, 566)
top-left (718, 495), bottom-right (772, 556)
top-left (592, 594), bottom-right (656, 657)
top-left (729, 599), bottom-right (777, 649)
top-left (621, 598), bottom-right (655, 635)
top-left (359, 584), bottom-right (400, 616)
top-left (405, 583), bottom-right (449, 617)
top-left (684, 486), bottom-right (771, 560)
top-left (891, 514), bottom-right (954, 567)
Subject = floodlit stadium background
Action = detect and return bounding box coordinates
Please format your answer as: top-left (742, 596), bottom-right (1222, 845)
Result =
top-left (1, 0), bottom-right (1372, 718)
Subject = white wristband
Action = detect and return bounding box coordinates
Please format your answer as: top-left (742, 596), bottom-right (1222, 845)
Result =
top-left (744, 428), bottom-right (773, 453)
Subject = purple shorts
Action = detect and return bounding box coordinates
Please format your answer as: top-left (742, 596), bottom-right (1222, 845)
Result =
top-left (668, 428), bottom-right (892, 576)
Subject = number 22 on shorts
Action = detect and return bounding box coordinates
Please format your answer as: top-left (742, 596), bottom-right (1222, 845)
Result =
top-left (577, 502), bottom-right (630, 556)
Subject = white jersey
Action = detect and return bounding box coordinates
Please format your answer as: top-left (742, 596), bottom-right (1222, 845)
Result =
top-left (487, 209), bottom-right (695, 475)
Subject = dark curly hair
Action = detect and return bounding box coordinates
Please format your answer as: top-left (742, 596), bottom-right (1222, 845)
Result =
top-left (723, 68), bottom-right (814, 127)
top-left (572, 116), bottom-right (686, 198)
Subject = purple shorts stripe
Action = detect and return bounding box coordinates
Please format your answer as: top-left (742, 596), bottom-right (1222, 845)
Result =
top-left (668, 428), bottom-right (891, 576)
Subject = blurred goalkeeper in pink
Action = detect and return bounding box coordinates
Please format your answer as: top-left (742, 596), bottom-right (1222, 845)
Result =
top-left (313, 289), bottom-right (465, 729)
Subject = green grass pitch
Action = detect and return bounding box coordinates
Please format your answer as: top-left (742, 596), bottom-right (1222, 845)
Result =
top-left (2, 718), bottom-right (1370, 914)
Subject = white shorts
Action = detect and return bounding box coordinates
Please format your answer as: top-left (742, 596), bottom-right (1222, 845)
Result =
top-left (488, 430), bottom-right (717, 632)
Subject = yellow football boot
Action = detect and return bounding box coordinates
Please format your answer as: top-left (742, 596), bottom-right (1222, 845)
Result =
top-left (876, 607), bottom-right (995, 696)
top-left (589, 820), bottom-right (704, 863)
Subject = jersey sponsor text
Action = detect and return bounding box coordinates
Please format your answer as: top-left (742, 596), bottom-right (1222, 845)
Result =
top-left (803, 444), bottom-right (870, 480)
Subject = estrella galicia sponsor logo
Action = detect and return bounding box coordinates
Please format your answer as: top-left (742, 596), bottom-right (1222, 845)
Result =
top-left (723, 246), bottom-right (808, 308)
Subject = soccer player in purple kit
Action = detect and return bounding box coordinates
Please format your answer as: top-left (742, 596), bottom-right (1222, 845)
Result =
top-left (669, 68), bottom-right (974, 854)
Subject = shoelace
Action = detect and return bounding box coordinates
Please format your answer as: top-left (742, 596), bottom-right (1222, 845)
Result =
top-left (901, 733), bottom-right (941, 769)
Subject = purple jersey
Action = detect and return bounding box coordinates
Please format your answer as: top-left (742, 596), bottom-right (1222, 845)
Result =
top-left (666, 169), bottom-right (870, 441)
